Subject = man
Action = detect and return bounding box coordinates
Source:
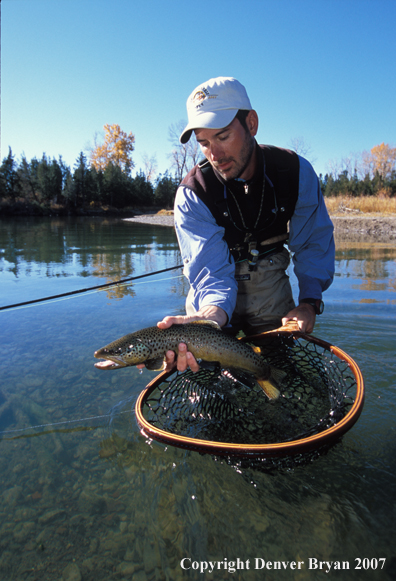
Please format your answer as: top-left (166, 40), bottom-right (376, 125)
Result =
top-left (157, 76), bottom-right (335, 372)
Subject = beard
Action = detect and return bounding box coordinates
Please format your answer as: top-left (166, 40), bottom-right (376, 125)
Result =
top-left (212, 135), bottom-right (256, 182)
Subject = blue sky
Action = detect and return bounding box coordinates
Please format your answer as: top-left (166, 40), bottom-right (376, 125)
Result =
top-left (2, 0), bottom-right (395, 179)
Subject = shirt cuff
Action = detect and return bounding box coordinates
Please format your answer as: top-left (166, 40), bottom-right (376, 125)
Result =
top-left (297, 274), bottom-right (325, 301)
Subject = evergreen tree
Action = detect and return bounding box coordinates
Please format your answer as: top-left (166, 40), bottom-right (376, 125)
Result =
top-left (0, 147), bottom-right (19, 200)
top-left (36, 155), bottom-right (63, 203)
top-left (73, 152), bottom-right (89, 207)
top-left (102, 162), bottom-right (137, 207)
top-left (16, 156), bottom-right (39, 202)
top-left (154, 173), bottom-right (177, 208)
top-left (131, 172), bottom-right (154, 206)
top-left (90, 166), bottom-right (105, 205)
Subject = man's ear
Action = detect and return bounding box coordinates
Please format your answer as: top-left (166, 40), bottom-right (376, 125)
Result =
top-left (246, 110), bottom-right (259, 137)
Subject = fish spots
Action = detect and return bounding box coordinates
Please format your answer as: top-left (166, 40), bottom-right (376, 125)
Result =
top-left (95, 323), bottom-right (275, 390)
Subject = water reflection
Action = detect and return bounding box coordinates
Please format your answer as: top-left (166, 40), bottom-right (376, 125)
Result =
top-left (336, 244), bottom-right (396, 288)
top-left (0, 217), bottom-right (179, 270)
top-left (312, 238), bottom-right (396, 315)
top-left (0, 217), bottom-right (181, 305)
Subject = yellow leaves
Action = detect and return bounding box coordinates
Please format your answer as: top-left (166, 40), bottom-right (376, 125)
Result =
top-left (90, 124), bottom-right (135, 172)
top-left (362, 142), bottom-right (396, 179)
top-left (370, 143), bottom-right (396, 179)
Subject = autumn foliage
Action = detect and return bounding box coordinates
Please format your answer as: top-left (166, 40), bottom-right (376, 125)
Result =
top-left (321, 142), bottom-right (396, 198)
top-left (90, 124), bottom-right (135, 172)
top-left (364, 143), bottom-right (396, 180)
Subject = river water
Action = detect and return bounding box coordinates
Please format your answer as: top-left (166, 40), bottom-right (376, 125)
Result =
top-left (0, 216), bottom-right (395, 580)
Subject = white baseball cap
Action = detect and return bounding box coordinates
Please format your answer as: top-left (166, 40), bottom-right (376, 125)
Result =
top-left (179, 77), bottom-right (252, 144)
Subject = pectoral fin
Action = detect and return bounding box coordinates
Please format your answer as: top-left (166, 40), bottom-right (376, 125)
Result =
top-left (144, 357), bottom-right (166, 371)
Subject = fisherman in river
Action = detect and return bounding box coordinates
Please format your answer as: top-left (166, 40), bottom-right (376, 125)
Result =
top-left (159, 77), bottom-right (334, 372)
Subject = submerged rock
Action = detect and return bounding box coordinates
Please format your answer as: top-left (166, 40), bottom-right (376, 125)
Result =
top-left (2, 485), bottom-right (23, 507)
top-left (38, 508), bottom-right (66, 525)
top-left (62, 562), bottom-right (82, 581)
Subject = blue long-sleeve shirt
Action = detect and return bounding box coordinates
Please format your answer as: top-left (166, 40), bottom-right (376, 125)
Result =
top-left (174, 155), bottom-right (335, 322)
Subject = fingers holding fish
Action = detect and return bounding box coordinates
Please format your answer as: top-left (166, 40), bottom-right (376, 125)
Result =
top-left (157, 305), bottom-right (227, 330)
top-left (157, 314), bottom-right (208, 330)
top-left (176, 343), bottom-right (187, 371)
top-left (186, 350), bottom-right (200, 372)
top-left (175, 343), bottom-right (200, 373)
top-left (157, 315), bottom-right (189, 329)
top-left (163, 344), bottom-right (200, 373)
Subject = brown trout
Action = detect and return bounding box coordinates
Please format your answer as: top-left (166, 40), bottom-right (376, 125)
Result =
top-left (94, 321), bottom-right (285, 400)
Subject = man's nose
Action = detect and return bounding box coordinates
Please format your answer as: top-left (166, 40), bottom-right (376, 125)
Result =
top-left (210, 143), bottom-right (224, 162)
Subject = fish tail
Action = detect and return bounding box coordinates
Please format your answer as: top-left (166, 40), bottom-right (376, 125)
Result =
top-left (256, 378), bottom-right (281, 400)
top-left (256, 366), bottom-right (287, 400)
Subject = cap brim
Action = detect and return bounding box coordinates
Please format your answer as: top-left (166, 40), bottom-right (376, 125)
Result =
top-left (179, 109), bottom-right (238, 144)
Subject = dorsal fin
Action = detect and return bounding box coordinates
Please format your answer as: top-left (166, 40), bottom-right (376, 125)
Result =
top-left (190, 320), bottom-right (222, 330)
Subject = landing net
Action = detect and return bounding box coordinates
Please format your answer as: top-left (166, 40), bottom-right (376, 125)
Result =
top-left (135, 329), bottom-right (364, 458)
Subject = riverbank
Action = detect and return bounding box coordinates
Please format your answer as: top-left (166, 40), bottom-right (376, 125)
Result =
top-left (332, 214), bottom-right (396, 243)
top-left (124, 212), bottom-right (396, 243)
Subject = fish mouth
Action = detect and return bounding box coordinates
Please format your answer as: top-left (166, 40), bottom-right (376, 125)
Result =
top-left (94, 351), bottom-right (128, 370)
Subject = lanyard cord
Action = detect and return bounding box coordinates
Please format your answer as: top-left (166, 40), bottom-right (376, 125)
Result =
top-left (224, 177), bottom-right (266, 232)
top-left (222, 152), bottom-right (278, 237)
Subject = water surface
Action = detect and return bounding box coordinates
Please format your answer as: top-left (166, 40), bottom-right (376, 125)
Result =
top-left (0, 217), bottom-right (395, 580)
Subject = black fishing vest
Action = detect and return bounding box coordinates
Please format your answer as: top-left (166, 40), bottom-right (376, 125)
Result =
top-left (181, 144), bottom-right (300, 261)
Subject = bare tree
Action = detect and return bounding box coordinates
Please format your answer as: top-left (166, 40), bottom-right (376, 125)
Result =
top-left (141, 153), bottom-right (158, 182)
top-left (168, 121), bottom-right (200, 182)
top-left (327, 153), bottom-right (368, 181)
top-left (288, 136), bottom-right (317, 165)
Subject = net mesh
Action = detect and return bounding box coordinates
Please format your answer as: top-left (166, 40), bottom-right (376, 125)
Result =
top-left (139, 333), bottom-right (359, 452)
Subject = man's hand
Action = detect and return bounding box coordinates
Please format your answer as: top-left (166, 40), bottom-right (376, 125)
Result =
top-left (138, 305), bottom-right (228, 374)
top-left (163, 342), bottom-right (200, 373)
top-left (157, 305), bottom-right (228, 330)
top-left (282, 303), bottom-right (316, 334)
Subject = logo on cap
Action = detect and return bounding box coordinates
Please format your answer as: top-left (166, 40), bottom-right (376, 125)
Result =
top-left (191, 88), bottom-right (218, 109)
top-left (192, 90), bottom-right (206, 103)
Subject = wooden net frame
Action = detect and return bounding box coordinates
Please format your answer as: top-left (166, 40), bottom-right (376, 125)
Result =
top-left (135, 325), bottom-right (364, 458)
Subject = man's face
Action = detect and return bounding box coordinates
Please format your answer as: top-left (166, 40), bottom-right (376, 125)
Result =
top-left (194, 111), bottom-right (258, 181)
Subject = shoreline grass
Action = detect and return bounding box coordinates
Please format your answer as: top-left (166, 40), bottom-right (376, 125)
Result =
top-left (325, 195), bottom-right (396, 216)
top-left (1, 196), bottom-right (396, 217)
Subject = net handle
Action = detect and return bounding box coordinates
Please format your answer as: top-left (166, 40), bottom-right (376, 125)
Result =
top-left (135, 324), bottom-right (365, 457)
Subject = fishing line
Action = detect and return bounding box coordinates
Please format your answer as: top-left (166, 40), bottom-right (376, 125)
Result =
top-left (2, 272), bottom-right (186, 312)
top-left (0, 410), bottom-right (132, 440)
top-left (0, 263), bottom-right (184, 312)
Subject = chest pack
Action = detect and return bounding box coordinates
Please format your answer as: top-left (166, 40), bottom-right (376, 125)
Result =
top-left (181, 145), bottom-right (300, 261)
